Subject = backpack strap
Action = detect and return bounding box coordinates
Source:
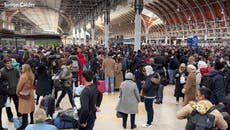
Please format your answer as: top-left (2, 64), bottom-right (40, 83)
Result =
top-left (206, 106), bottom-right (216, 114)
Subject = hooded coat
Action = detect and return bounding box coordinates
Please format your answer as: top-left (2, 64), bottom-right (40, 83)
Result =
top-left (183, 70), bottom-right (196, 106)
top-left (176, 100), bottom-right (228, 130)
top-left (208, 70), bottom-right (226, 104)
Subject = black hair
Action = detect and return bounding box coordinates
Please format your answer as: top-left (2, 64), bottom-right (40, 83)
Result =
top-left (82, 70), bottom-right (93, 82)
top-left (199, 87), bottom-right (212, 100)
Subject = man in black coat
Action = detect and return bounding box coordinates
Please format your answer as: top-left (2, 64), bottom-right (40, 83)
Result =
top-left (0, 72), bottom-right (8, 130)
top-left (0, 58), bottom-right (21, 122)
top-left (79, 70), bottom-right (102, 130)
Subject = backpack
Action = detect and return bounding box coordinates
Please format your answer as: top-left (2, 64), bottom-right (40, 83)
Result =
top-left (200, 74), bottom-right (214, 90)
top-left (69, 55), bottom-right (80, 72)
top-left (186, 107), bottom-right (216, 130)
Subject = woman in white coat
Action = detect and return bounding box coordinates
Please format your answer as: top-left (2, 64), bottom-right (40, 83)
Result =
top-left (116, 72), bottom-right (140, 129)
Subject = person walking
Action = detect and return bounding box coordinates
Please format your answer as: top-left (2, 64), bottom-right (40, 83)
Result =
top-left (0, 72), bottom-right (8, 130)
top-left (116, 72), bottom-right (140, 129)
top-left (55, 60), bottom-right (75, 109)
top-left (16, 64), bottom-right (35, 130)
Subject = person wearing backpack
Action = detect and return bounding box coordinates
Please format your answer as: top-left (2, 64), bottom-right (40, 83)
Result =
top-left (69, 53), bottom-right (80, 87)
top-left (209, 62), bottom-right (226, 105)
top-left (177, 87), bottom-right (228, 130)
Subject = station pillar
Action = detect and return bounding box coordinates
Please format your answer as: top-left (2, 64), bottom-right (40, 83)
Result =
top-left (91, 18), bottom-right (95, 45)
top-left (83, 25), bottom-right (87, 46)
top-left (104, 9), bottom-right (110, 50)
top-left (72, 27), bottom-right (76, 45)
top-left (77, 28), bottom-right (80, 45)
top-left (134, 0), bottom-right (143, 51)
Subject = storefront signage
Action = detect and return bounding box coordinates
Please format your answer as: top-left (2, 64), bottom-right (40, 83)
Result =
top-left (4, 2), bottom-right (35, 8)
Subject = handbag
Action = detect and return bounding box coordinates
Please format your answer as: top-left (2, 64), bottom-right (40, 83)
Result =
top-left (19, 90), bottom-right (30, 99)
top-left (116, 111), bottom-right (123, 118)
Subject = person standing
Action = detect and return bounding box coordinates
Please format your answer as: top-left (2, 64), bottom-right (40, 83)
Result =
top-left (0, 72), bottom-right (8, 130)
top-left (79, 70), bottom-right (102, 130)
top-left (182, 64), bottom-right (197, 106)
top-left (78, 52), bottom-right (86, 85)
top-left (142, 65), bottom-right (161, 128)
top-left (0, 58), bottom-right (21, 122)
top-left (102, 53), bottom-right (115, 94)
top-left (209, 62), bottom-right (226, 105)
top-left (116, 72), bottom-right (140, 129)
top-left (174, 63), bottom-right (187, 104)
top-left (16, 64), bottom-right (35, 130)
top-left (115, 57), bottom-right (123, 90)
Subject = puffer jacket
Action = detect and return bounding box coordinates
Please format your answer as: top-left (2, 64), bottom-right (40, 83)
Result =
top-left (142, 73), bottom-right (161, 98)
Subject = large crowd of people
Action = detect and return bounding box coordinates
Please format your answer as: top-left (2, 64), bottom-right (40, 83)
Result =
top-left (0, 43), bottom-right (229, 130)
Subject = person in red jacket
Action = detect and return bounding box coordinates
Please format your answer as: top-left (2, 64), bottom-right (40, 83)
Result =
top-left (78, 53), bottom-right (86, 85)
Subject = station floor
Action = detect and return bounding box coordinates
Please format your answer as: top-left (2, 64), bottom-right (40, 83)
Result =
top-left (2, 85), bottom-right (186, 130)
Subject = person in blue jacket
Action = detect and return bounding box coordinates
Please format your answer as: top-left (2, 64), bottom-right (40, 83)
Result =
top-left (25, 108), bottom-right (58, 130)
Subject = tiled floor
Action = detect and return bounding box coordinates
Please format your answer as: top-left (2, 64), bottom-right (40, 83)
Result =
top-left (2, 85), bottom-right (186, 130)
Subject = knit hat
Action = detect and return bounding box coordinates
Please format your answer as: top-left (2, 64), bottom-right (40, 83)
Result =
top-left (125, 72), bottom-right (134, 80)
top-left (214, 62), bottom-right (225, 70)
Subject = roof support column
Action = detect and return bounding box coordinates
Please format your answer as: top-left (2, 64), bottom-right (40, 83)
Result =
top-left (134, 0), bottom-right (143, 51)
top-left (91, 17), bottom-right (95, 46)
top-left (83, 25), bottom-right (87, 46)
top-left (104, 9), bottom-right (110, 50)
top-left (72, 26), bottom-right (76, 45)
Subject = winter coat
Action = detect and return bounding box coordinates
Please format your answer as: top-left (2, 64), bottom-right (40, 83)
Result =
top-left (174, 69), bottom-right (187, 98)
top-left (209, 70), bottom-right (226, 104)
top-left (115, 63), bottom-right (123, 89)
top-left (183, 71), bottom-right (196, 106)
top-left (0, 77), bottom-right (7, 108)
top-left (0, 67), bottom-right (20, 95)
top-left (176, 100), bottom-right (228, 130)
top-left (36, 72), bottom-right (52, 96)
top-left (116, 80), bottom-right (140, 114)
top-left (142, 73), bottom-right (161, 98)
top-left (102, 57), bottom-right (115, 76)
top-left (16, 74), bottom-right (35, 114)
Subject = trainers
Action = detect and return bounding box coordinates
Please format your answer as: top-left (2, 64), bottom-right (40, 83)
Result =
top-left (142, 123), bottom-right (152, 128)
top-left (176, 101), bottom-right (179, 105)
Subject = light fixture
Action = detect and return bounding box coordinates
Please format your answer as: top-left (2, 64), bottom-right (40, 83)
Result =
top-left (221, 9), bottom-right (224, 15)
top-left (78, 10), bottom-right (80, 14)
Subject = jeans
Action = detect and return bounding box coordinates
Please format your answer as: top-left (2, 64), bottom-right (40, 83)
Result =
top-left (168, 69), bottom-right (176, 84)
top-left (144, 98), bottom-right (154, 125)
top-left (79, 118), bottom-right (96, 130)
top-left (157, 85), bottom-right (164, 102)
top-left (6, 94), bottom-right (21, 119)
top-left (105, 75), bottom-right (114, 93)
top-left (56, 86), bottom-right (75, 108)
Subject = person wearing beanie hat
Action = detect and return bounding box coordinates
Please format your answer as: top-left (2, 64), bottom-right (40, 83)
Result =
top-left (208, 61), bottom-right (226, 104)
top-left (116, 72), bottom-right (140, 129)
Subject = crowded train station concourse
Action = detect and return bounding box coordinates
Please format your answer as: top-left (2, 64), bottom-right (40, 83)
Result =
top-left (0, 0), bottom-right (230, 130)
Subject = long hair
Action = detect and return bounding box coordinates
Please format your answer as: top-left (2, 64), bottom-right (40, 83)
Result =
top-left (22, 64), bottom-right (35, 83)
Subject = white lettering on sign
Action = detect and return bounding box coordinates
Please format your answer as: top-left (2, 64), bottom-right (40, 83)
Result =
top-left (4, 2), bottom-right (35, 8)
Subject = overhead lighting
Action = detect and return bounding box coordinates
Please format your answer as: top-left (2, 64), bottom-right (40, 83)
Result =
top-left (221, 9), bottom-right (224, 15)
